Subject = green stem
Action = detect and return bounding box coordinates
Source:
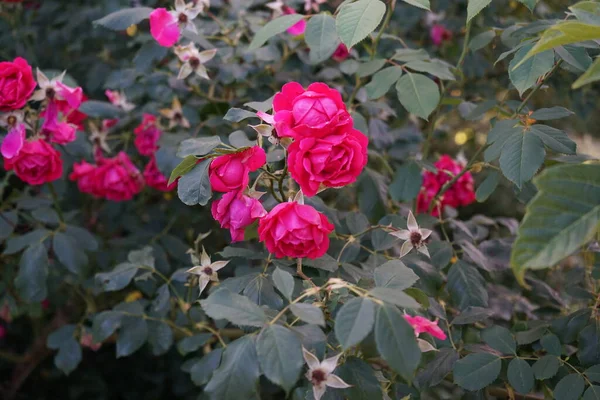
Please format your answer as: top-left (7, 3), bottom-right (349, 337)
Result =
top-left (513, 60), bottom-right (563, 116)
top-left (371, 0), bottom-right (396, 59)
top-left (47, 181), bottom-right (65, 225)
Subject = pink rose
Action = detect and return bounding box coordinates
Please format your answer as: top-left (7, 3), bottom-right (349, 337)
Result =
top-left (209, 146), bottom-right (266, 192)
top-left (430, 24), bottom-right (452, 47)
top-left (134, 114), bottom-right (161, 156)
top-left (332, 43), bottom-right (350, 62)
top-left (288, 128), bottom-right (368, 197)
top-left (150, 8), bottom-right (180, 47)
top-left (404, 315), bottom-right (447, 340)
top-left (69, 160), bottom-right (99, 196)
top-left (93, 152), bottom-right (144, 201)
top-left (283, 6), bottom-right (306, 36)
top-left (212, 191), bottom-right (267, 242)
top-left (143, 156), bottom-right (177, 192)
top-left (41, 100), bottom-right (77, 145)
top-left (1, 123), bottom-right (26, 159)
top-left (273, 82), bottom-right (352, 139)
top-left (0, 57), bottom-right (36, 111)
top-left (4, 138), bottom-right (63, 185)
top-left (258, 201), bottom-right (334, 259)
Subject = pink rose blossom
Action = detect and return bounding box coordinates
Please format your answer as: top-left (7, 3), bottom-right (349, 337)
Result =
top-left (212, 191), bottom-right (267, 242)
top-left (332, 44), bottom-right (350, 62)
top-left (209, 146), bottom-right (266, 192)
top-left (288, 128), bottom-right (368, 197)
top-left (40, 100), bottom-right (77, 145)
top-left (273, 82), bottom-right (352, 139)
top-left (69, 160), bottom-right (99, 196)
top-left (1, 123), bottom-right (26, 159)
top-left (430, 24), bottom-right (452, 47)
top-left (93, 152), bottom-right (144, 201)
top-left (150, 8), bottom-right (180, 47)
top-left (283, 6), bottom-right (306, 36)
top-left (134, 114), bottom-right (161, 156)
top-left (143, 156), bottom-right (177, 192)
top-left (258, 201), bottom-right (334, 259)
top-left (404, 315), bottom-right (447, 340)
top-left (0, 57), bottom-right (36, 111)
top-left (4, 138), bottom-right (63, 185)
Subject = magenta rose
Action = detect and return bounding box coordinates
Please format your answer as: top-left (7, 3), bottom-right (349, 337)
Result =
top-left (287, 128), bottom-right (368, 197)
top-left (272, 82), bottom-right (352, 139)
top-left (69, 160), bottom-right (99, 196)
top-left (212, 191), bottom-right (266, 242)
top-left (93, 152), bottom-right (144, 201)
top-left (0, 57), bottom-right (36, 111)
top-left (143, 156), bottom-right (177, 192)
top-left (134, 114), bottom-right (161, 156)
top-left (209, 146), bottom-right (266, 192)
top-left (4, 138), bottom-right (63, 185)
top-left (258, 201), bottom-right (334, 259)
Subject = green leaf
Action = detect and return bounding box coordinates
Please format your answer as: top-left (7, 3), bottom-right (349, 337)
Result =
top-left (529, 125), bottom-right (576, 154)
top-left (357, 59), bottom-right (387, 78)
top-left (578, 323), bottom-right (600, 366)
top-left (53, 232), bottom-right (88, 275)
top-left (0, 210), bottom-right (17, 241)
top-left (393, 48), bottom-right (430, 62)
top-left (451, 307), bottom-right (494, 325)
top-left (177, 334), bottom-right (212, 355)
top-left (485, 119), bottom-right (522, 162)
top-left (401, 0), bottom-right (430, 10)
top-left (453, 353), bottom-right (502, 391)
top-left (48, 325), bottom-right (82, 375)
top-left (200, 289), bottom-right (269, 327)
top-left (416, 348), bottom-right (459, 388)
top-left (95, 262), bottom-right (138, 292)
top-left (511, 164), bottom-right (600, 285)
top-left (467, 0), bottom-right (492, 23)
top-left (374, 304), bottom-right (421, 379)
top-left (177, 137), bottom-right (222, 158)
top-left (93, 7), bottom-right (153, 30)
top-left (509, 44), bottom-right (554, 96)
top-left (369, 287), bottom-right (421, 309)
top-left (249, 14), bottom-right (305, 50)
top-left (117, 317), bottom-right (148, 358)
top-left (584, 386), bottom-right (600, 400)
top-left (499, 129), bottom-right (545, 189)
top-left (517, 0), bottom-right (539, 11)
top-left (346, 212), bottom-right (370, 235)
top-left (396, 72), bottom-right (440, 120)
top-left (133, 41), bottom-right (168, 72)
top-left (305, 14), bottom-right (339, 63)
top-left (303, 253), bottom-right (339, 272)
top-left (366, 66), bottom-right (403, 99)
top-left (257, 325), bottom-right (303, 394)
top-left (177, 159), bottom-right (212, 206)
top-left (272, 268), bottom-right (294, 300)
top-left (515, 22), bottom-right (600, 68)
top-left (147, 321), bottom-right (173, 356)
top-left (470, 30), bottom-right (496, 51)
top-left (447, 261), bottom-right (488, 310)
top-left (530, 107), bottom-right (575, 120)
top-left (205, 336), bottom-right (260, 400)
top-left (336, 0), bottom-right (387, 49)
top-left (482, 325), bottom-right (517, 355)
top-left (4, 228), bottom-right (50, 255)
top-left (374, 260), bottom-right (419, 290)
top-left (573, 56), bottom-right (600, 89)
top-left (15, 244), bottom-right (48, 302)
top-left (336, 357), bottom-right (383, 400)
top-left (289, 303), bottom-right (325, 326)
top-left (32, 207), bottom-right (59, 226)
top-left (587, 365), bottom-right (600, 383)
top-left (190, 349), bottom-right (222, 386)
top-left (405, 60), bottom-right (455, 80)
top-left (476, 171), bottom-right (500, 202)
top-left (335, 297), bottom-right (376, 349)
top-left (92, 311), bottom-right (123, 342)
top-left (64, 225), bottom-right (98, 251)
top-left (541, 334), bottom-right (562, 356)
top-left (507, 358), bottom-right (534, 394)
top-left (570, 1), bottom-right (600, 24)
top-left (168, 155), bottom-right (197, 185)
top-left (554, 374), bottom-right (585, 400)
top-left (389, 162), bottom-right (422, 202)
top-left (532, 355), bottom-right (560, 380)
top-left (78, 100), bottom-right (124, 118)
top-left (223, 108), bottom-right (258, 123)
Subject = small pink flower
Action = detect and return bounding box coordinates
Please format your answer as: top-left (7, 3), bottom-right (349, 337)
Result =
top-left (430, 24), bottom-right (452, 47)
top-left (69, 160), bottom-right (99, 196)
top-left (1, 123), bottom-right (26, 159)
top-left (209, 146), bottom-right (266, 192)
top-left (105, 89), bottom-right (135, 111)
top-left (332, 44), bottom-right (350, 62)
top-left (150, 8), bottom-right (180, 47)
top-left (283, 6), bottom-right (306, 36)
top-left (143, 156), bottom-right (177, 192)
top-left (134, 114), bottom-right (161, 156)
top-left (404, 315), bottom-right (447, 340)
top-left (211, 191), bottom-right (266, 242)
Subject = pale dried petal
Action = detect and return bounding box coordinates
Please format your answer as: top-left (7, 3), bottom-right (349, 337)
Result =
top-left (389, 229), bottom-right (410, 241)
top-left (417, 245), bottom-right (430, 258)
top-left (320, 352), bottom-right (342, 374)
top-left (325, 374), bottom-right (351, 389)
top-left (420, 229), bottom-right (433, 240)
top-left (200, 246), bottom-right (211, 266)
top-left (407, 210), bottom-right (419, 232)
top-left (302, 348), bottom-right (320, 370)
top-left (197, 49), bottom-right (217, 63)
top-left (178, 63), bottom-right (194, 80)
top-left (211, 260), bottom-right (229, 271)
top-left (400, 240), bottom-right (413, 257)
top-left (198, 275), bottom-right (211, 294)
top-left (312, 384), bottom-right (326, 400)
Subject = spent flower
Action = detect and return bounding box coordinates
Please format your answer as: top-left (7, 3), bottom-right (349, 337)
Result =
top-left (303, 348), bottom-right (351, 400)
top-left (389, 211), bottom-right (432, 258)
top-left (186, 247), bottom-right (229, 294)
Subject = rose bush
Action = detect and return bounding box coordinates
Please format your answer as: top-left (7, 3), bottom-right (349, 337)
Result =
top-left (1, 0), bottom-right (600, 399)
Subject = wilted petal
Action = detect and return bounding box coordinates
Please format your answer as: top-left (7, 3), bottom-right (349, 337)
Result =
top-left (211, 260), bottom-right (229, 271)
top-left (417, 245), bottom-right (430, 258)
top-left (389, 229), bottom-right (410, 241)
top-left (177, 63), bottom-right (194, 80)
top-left (1, 124), bottom-right (25, 159)
top-left (198, 49), bottom-right (217, 63)
top-left (400, 240), bottom-right (413, 257)
top-left (420, 228), bottom-right (433, 240)
top-left (325, 374), bottom-right (351, 389)
top-left (198, 275), bottom-right (211, 294)
top-left (36, 68), bottom-right (50, 88)
top-left (407, 210), bottom-right (419, 232)
top-left (320, 352), bottom-right (342, 374)
top-left (302, 348), bottom-right (320, 370)
top-left (312, 384), bottom-right (327, 400)
top-left (417, 338), bottom-right (437, 352)
top-left (200, 246), bottom-right (211, 266)
top-left (195, 64), bottom-right (210, 80)
top-left (186, 266), bottom-right (205, 275)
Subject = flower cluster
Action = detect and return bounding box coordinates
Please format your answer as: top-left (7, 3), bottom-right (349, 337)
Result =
top-left (417, 154), bottom-right (476, 216)
top-left (0, 58), bottom-right (85, 185)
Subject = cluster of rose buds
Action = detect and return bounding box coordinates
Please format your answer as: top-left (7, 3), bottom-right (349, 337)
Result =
top-left (0, 58), bottom-right (86, 185)
top-left (417, 154), bottom-right (476, 216)
top-left (209, 82), bottom-right (368, 260)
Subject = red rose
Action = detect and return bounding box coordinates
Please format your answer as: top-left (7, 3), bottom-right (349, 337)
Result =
top-left (0, 57), bottom-right (36, 111)
top-left (417, 155), bottom-right (475, 216)
top-left (258, 201), bottom-right (334, 259)
top-left (288, 128), bottom-right (368, 197)
top-left (94, 152), bottom-right (144, 201)
top-left (4, 138), bottom-right (63, 185)
top-left (69, 160), bottom-right (99, 196)
top-left (134, 114), bottom-right (161, 156)
top-left (273, 82), bottom-right (352, 139)
top-left (209, 146), bottom-right (266, 192)
top-left (332, 44), bottom-right (350, 62)
top-left (143, 156), bottom-right (177, 192)
top-left (211, 191), bottom-right (266, 242)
